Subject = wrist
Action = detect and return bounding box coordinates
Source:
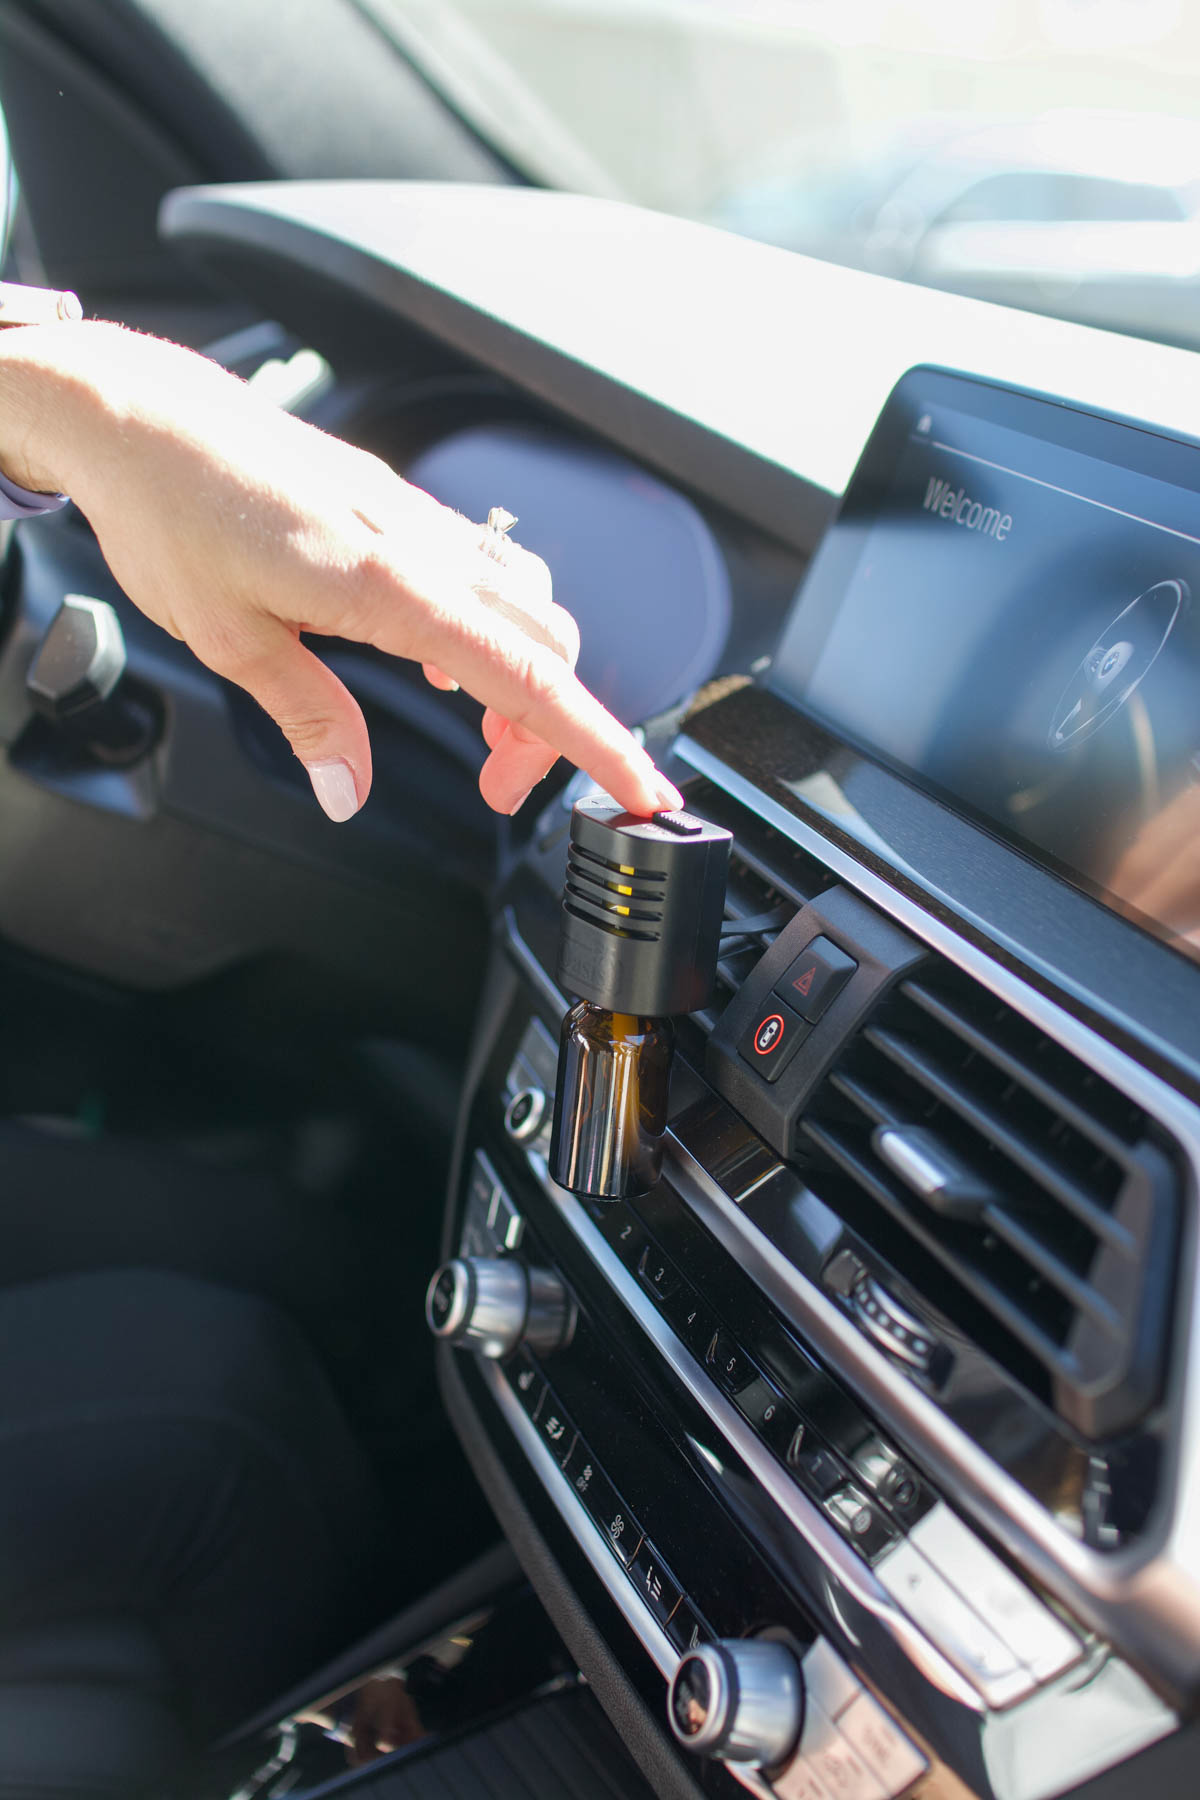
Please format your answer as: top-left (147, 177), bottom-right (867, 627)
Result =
top-left (0, 318), bottom-right (123, 497)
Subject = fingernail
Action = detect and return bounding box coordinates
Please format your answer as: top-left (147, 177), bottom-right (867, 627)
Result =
top-left (305, 758), bottom-right (360, 822)
top-left (655, 779), bottom-right (685, 813)
top-left (509, 787), bottom-right (534, 816)
top-left (445, 679), bottom-right (460, 692)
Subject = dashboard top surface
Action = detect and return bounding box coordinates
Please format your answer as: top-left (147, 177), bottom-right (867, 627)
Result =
top-left (164, 180), bottom-right (1200, 547)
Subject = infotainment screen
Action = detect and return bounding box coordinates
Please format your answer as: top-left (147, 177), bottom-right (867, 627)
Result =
top-left (771, 366), bottom-right (1200, 963)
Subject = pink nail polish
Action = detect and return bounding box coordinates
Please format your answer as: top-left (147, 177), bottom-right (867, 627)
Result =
top-left (305, 758), bottom-right (360, 822)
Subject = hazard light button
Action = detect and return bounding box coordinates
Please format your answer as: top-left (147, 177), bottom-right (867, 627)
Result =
top-left (774, 936), bottom-right (857, 1022)
top-left (738, 999), bottom-right (811, 1082)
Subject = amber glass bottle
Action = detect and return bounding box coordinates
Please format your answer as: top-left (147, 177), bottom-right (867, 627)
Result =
top-left (549, 1001), bottom-right (674, 1200)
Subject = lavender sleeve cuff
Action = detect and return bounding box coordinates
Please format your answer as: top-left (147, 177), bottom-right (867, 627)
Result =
top-left (0, 470), bottom-right (68, 518)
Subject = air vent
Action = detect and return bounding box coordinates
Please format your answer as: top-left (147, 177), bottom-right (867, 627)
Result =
top-left (801, 963), bottom-right (1179, 1437)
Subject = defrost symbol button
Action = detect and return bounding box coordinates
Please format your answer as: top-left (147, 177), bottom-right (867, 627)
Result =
top-left (629, 1543), bottom-right (683, 1630)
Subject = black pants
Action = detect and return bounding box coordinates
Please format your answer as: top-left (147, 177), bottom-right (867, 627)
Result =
top-left (0, 1267), bottom-right (391, 1795)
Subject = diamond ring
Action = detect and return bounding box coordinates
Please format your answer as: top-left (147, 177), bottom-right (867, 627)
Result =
top-left (480, 506), bottom-right (519, 563)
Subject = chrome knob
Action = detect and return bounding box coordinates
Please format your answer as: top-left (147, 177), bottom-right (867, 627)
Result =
top-left (425, 1256), bottom-right (571, 1359)
top-left (667, 1639), bottom-right (803, 1767)
top-left (505, 1085), bottom-right (547, 1143)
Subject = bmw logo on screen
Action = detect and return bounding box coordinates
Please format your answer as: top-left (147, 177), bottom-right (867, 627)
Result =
top-left (1048, 578), bottom-right (1188, 750)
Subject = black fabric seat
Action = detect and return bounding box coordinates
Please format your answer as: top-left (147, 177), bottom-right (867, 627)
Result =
top-left (0, 1619), bottom-right (182, 1799)
top-left (0, 1268), bottom-right (391, 1799)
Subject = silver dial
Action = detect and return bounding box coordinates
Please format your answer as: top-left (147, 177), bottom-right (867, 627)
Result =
top-left (505, 1085), bottom-right (547, 1142)
top-left (668, 1638), bottom-right (804, 1767)
top-left (425, 1257), bottom-right (570, 1358)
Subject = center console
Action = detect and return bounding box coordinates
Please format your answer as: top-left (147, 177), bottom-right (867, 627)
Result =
top-left (432, 368), bottom-right (1200, 1800)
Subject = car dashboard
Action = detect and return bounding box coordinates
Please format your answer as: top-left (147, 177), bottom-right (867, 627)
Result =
top-left (165, 182), bottom-right (1200, 1800)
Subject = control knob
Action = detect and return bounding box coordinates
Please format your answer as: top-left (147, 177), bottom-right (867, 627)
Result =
top-left (425, 1256), bottom-right (571, 1359)
top-left (667, 1638), bottom-right (803, 1768)
top-left (504, 1085), bottom-right (547, 1143)
top-left (26, 594), bottom-right (159, 764)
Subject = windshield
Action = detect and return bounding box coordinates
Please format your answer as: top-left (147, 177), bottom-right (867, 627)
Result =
top-left (389, 0), bottom-right (1200, 352)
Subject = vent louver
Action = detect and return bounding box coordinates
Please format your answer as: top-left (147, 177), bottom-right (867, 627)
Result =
top-left (801, 964), bottom-right (1180, 1437)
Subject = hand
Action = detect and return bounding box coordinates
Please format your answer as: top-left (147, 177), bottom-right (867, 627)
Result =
top-left (347, 1673), bottom-right (424, 1766)
top-left (0, 321), bottom-right (684, 821)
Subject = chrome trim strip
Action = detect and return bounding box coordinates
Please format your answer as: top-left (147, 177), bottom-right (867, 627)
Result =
top-left (672, 735), bottom-right (1200, 1685)
top-left (485, 1360), bottom-right (775, 1800)
top-left (522, 1147), bottom-right (985, 1714)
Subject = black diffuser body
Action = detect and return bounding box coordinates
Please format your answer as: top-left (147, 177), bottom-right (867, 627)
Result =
top-left (557, 797), bottom-right (733, 1015)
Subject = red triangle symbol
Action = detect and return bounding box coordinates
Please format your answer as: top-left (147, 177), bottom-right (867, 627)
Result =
top-left (792, 966), bottom-right (816, 997)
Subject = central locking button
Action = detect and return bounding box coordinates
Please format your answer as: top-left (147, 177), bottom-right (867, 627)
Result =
top-left (738, 998), bottom-right (810, 1082)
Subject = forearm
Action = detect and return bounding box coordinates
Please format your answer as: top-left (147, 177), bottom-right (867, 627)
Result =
top-left (0, 318), bottom-right (262, 510)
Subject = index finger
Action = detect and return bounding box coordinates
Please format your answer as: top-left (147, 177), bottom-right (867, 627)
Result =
top-left (369, 579), bottom-right (682, 815)
top-left (478, 646), bottom-right (678, 815)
